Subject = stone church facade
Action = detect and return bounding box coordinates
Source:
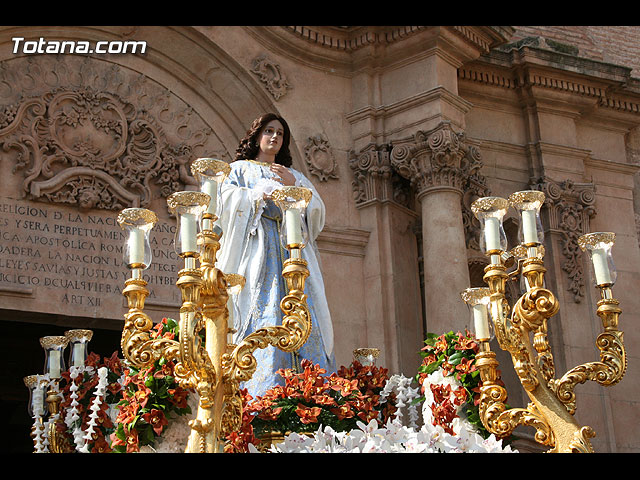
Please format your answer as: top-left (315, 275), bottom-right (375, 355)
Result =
top-left (0, 26), bottom-right (638, 452)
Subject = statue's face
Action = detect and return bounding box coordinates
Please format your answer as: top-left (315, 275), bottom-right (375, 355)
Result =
top-left (258, 119), bottom-right (284, 157)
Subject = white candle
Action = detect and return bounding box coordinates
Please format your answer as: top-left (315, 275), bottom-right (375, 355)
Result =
top-left (472, 304), bottom-right (490, 340)
top-left (285, 208), bottom-right (302, 245)
top-left (72, 343), bottom-right (85, 367)
top-left (49, 350), bottom-right (61, 378)
top-left (591, 247), bottom-right (612, 285)
top-left (180, 213), bottom-right (197, 253)
top-left (522, 209), bottom-right (538, 244)
top-left (128, 228), bottom-right (145, 265)
top-left (201, 178), bottom-right (218, 215)
top-left (484, 216), bottom-right (501, 251)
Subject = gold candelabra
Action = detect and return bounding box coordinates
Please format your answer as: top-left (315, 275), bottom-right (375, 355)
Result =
top-left (462, 191), bottom-right (626, 453)
top-left (116, 158), bottom-right (313, 453)
top-left (25, 329), bottom-right (94, 453)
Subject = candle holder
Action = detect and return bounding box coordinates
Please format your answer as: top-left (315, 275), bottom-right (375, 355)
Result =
top-left (460, 287), bottom-right (493, 341)
top-left (353, 347), bottom-right (380, 366)
top-left (35, 335), bottom-right (77, 453)
top-left (117, 158), bottom-right (313, 453)
top-left (117, 208), bottom-right (157, 274)
top-left (65, 329), bottom-right (93, 369)
top-left (467, 190), bottom-right (627, 452)
top-left (271, 186), bottom-right (312, 256)
top-left (191, 157), bottom-right (231, 232)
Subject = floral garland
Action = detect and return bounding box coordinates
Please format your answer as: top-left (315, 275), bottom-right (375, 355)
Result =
top-left (110, 318), bottom-right (193, 453)
top-left (416, 330), bottom-right (508, 440)
top-left (58, 351), bottom-right (124, 452)
top-left (225, 359), bottom-right (397, 452)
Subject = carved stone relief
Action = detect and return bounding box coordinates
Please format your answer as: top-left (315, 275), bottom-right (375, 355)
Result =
top-left (303, 134), bottom-right (338, 181)
top-left (531, 177), bottom-right (596, 303)
top-left (250, 54), bottom-right (291, 100)
top-left (0, 54), bottom-right (228, 211)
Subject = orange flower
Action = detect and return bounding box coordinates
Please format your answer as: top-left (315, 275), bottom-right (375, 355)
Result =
top-left (434, 334), bottom-right (449, 353)
top-left (329, 403), bottom-right (353, 420)
top-left (116, 402), bottom-right (139, 425)
top-left (133, 385), bottom-right (152, 408)
top-left (295, 403), bottom-right (322, 424)
top-left (312, 394), bottom-right (337, 407)
top-left (329, 377), bottom-right (359, 397)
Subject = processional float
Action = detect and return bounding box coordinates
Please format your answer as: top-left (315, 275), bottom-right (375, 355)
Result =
top-left (461, 191), bottom-right (626, 452)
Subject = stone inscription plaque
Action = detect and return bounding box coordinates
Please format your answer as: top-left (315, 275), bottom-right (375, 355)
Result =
top-left (0, 197), bottom-right (183, 322)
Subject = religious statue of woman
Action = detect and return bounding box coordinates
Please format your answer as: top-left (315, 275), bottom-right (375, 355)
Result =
top-left (216, 113), bottom-right (336, 399)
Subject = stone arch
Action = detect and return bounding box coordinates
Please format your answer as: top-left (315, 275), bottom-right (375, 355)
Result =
top-left (0, 26), bottom-right (299, 213)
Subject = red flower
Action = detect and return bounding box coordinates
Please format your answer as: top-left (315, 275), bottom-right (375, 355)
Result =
top-left (452, 386), bottom-right (468, 406)
top-left (103, 351), bottom-right (123, 375)
top-left (455, 334), bottom-right (478, 353)
top-left (153, 362), bottom-right (173, 379)
top-left (142, 409), bottom-right (169, 436)
top-left (91, 435), bottom-right (112, 453)
top-left (126, 428), bottom-right (140, 453)
top-left (257, 406), bottom-right (283, 421)
top-left (168, 387), bottom-right (189, 409)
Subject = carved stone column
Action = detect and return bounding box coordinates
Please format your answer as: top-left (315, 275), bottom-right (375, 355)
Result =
top-left (349, 144), bottom-right (423, 374)
top-left (391, 122), bottom-right (483, 334)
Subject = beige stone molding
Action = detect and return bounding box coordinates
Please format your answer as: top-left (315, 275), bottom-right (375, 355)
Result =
top-left (245, 26), bottom-right (513, 75)
top-left (316, 224), bottom-right (371, 258)
top-left (461, 38), bottom-right (640, 120)
top-left (531, 177), bottom-right (596, 303)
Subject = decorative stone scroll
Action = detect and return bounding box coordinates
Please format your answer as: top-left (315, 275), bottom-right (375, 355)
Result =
top-left (303, 134), bottom-right (338, 182)
top-left (250, 55), bottom-right (291, 100)
top-left (0, 54), bottom-right (227, 211)
top-left (348, 143), bottom-right (412, 209)
top-left (531, 177), bottom-right (596, 303)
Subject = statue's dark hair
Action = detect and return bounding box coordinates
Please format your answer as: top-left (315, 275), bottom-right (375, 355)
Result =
top-left (234, 113), bottom-right (293, 167)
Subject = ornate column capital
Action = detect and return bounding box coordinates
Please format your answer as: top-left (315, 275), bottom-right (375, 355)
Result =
top-left (531, 176), bottom-right (597, 302)
top-left (349, 143), bottom-right (412, 208)
top-left (389, 122), bottom-right (483, 199)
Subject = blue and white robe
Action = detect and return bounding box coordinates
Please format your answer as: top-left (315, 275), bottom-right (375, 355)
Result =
top-left (216, 159), bottom-right (335, 399)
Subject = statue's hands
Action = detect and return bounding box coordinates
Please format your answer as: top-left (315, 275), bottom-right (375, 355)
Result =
top-left (270, 163), bottom-right (296, 186)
